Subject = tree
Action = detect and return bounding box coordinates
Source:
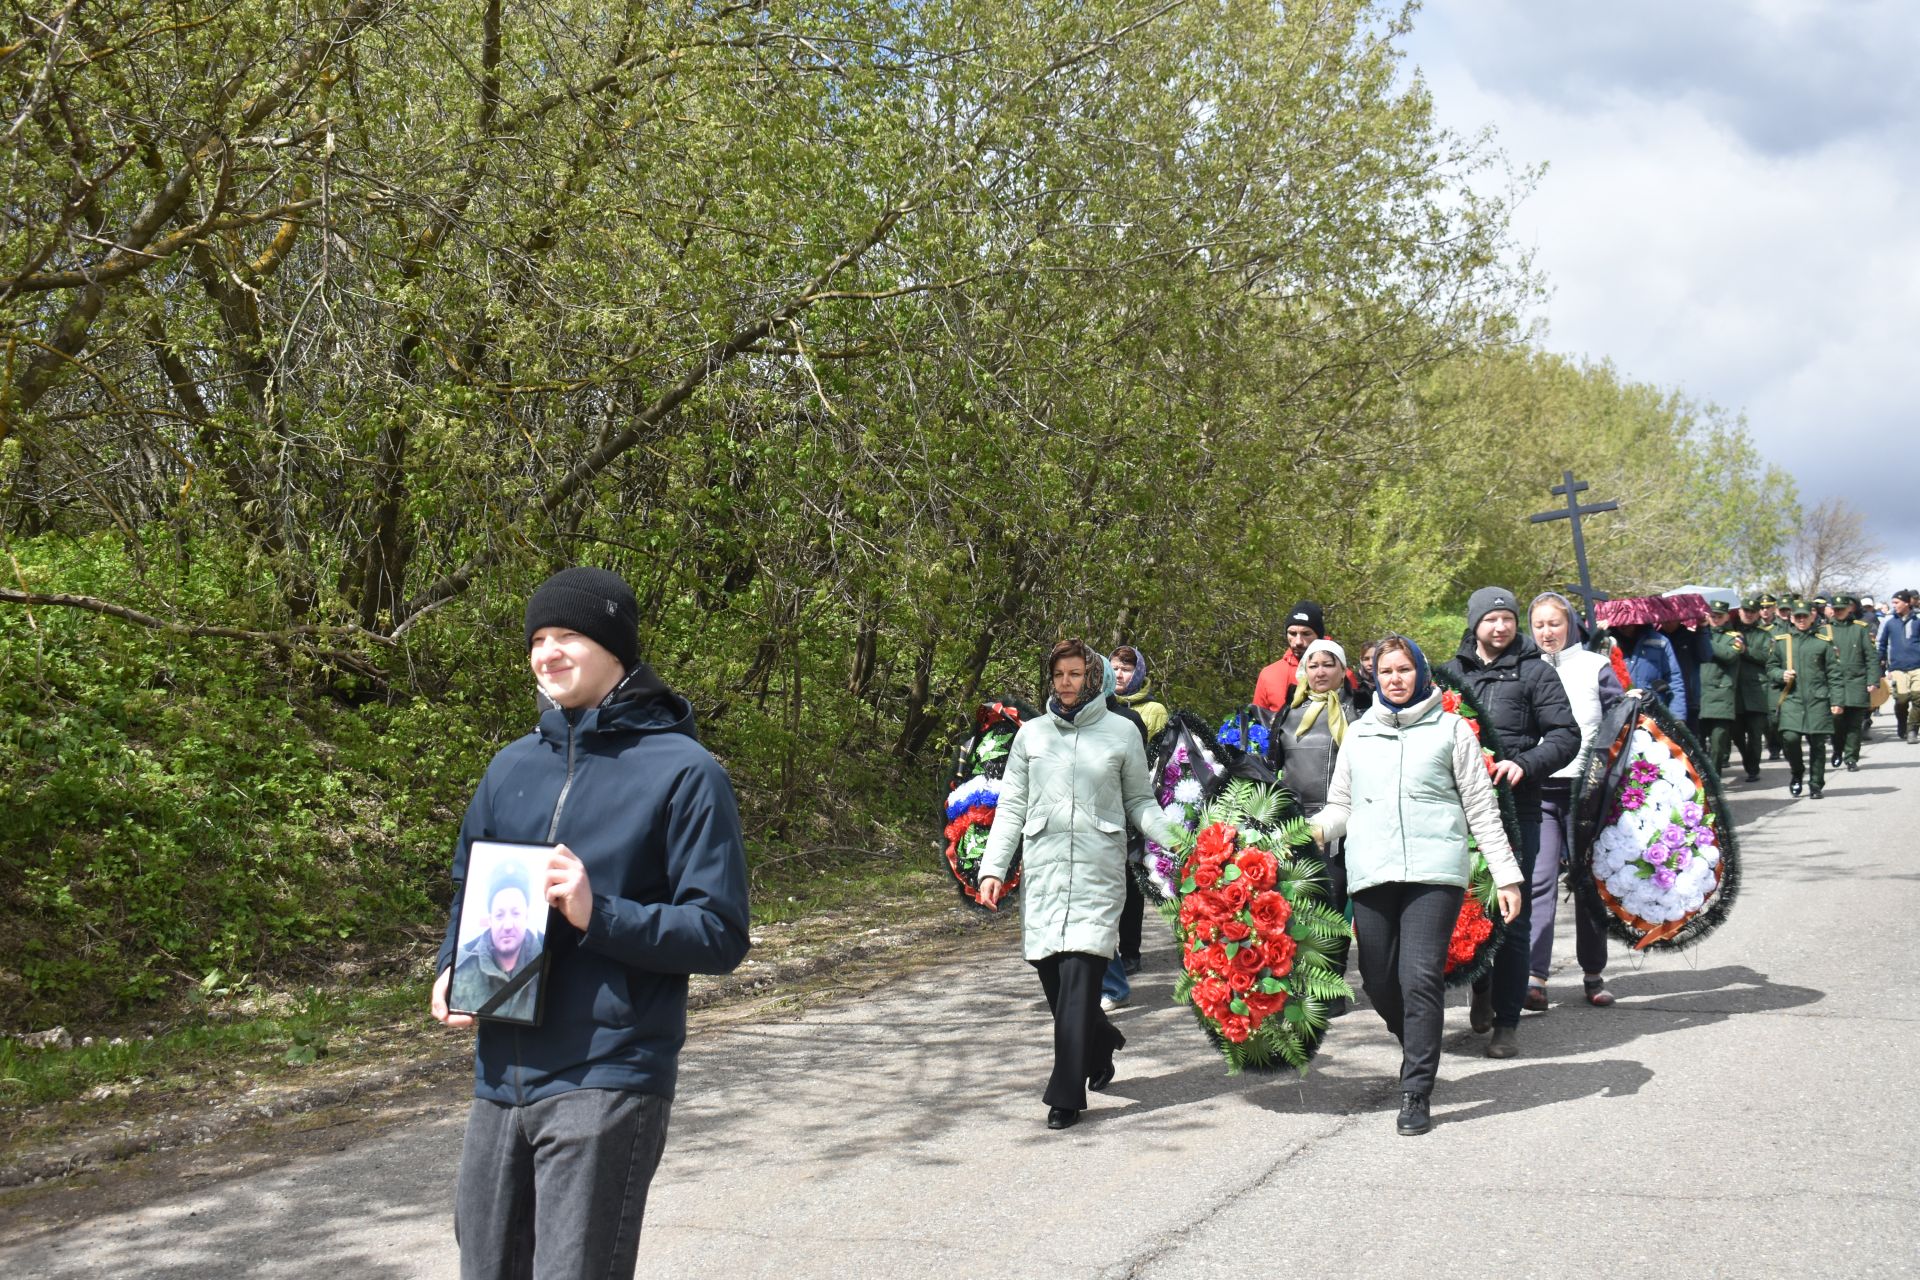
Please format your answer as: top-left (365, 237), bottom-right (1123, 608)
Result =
top-left (1787, 497), bottom-right (1886, 598)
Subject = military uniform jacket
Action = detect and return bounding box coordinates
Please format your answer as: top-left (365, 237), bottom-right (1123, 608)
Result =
top-left (1768, 627), bottom-right (1835, 735)
top-left (1734, 623), bottom-right (1772, 715)
top-left (1827, 619), bottom-right (1882, 707)
top-left (1697, 626), bottom-right (1742, 721)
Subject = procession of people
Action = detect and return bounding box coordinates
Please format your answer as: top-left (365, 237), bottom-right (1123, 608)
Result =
top-left (965, 578), bottom-right (1906, 1138)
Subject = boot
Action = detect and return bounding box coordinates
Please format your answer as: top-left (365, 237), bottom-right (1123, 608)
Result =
top-left (1469, 982), bottom-right (1493, 1034)
top-left (1486, 1025), bottom-right (1518, 1058)
top-left (1396, 1091), bottom-right (1432, 1136)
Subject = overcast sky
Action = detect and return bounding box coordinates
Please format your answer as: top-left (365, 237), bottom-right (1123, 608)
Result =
top-left (1398, 1), bottom-right (1915, 598)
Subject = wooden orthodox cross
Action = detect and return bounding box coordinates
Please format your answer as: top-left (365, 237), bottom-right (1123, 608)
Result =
top-left (1529, 470), bottom-right (1618, 628)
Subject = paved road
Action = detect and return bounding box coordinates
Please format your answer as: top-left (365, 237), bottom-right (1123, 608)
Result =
top-left (8, 742), bottom-right (1918, 1278)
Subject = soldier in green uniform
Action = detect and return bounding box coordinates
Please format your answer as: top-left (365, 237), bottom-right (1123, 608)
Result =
top-left (1769, 599), bottom-right (1837, 798)
top-left (1757, 594), bottom-right (1789, 760)
top-left (1698, 597), bottom-right (1743, 778)
top-left (1732, 595), bottom-right (1773, 781)
top-left (1826, 593), bottom-right (1882, 771)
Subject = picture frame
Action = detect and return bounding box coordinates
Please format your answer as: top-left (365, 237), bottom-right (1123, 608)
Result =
top-left (448, 840), bottom-right (553, 1025)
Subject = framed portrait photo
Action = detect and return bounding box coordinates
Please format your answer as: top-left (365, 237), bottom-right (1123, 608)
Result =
top-left (448, 840), bottom-right (553, 1025)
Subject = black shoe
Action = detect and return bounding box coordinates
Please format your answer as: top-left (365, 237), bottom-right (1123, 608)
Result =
top-left (1469, 984), bottom-right (1493, 1034)
top-left (1047, 1107), bottom-right (1079, 1130)
top-left (1088, 1063), bottom-right (1115, 1092)
top-left (1121, 956), bottom-right (1142, 975)
top-left (1744, 771), bottom-right (1761, 783)
top-left (1396, 1091), bottom-right (1432, 1136)
top-left (1846, 762), bottom-right (1858, 772)
top-left (1810, 786), bottom-right (1824, 799)
top-left (1831, 754), bottom-right (1843, 769)
top-left (1768, 749), bottom-right (1782, 762)
top-left (1789, 777), bottom-right (1803, 797)
top-left (1327, 996), bottom-right (1351, 1019)
top-left (1486, 1026), bottom-right (1519, 1058)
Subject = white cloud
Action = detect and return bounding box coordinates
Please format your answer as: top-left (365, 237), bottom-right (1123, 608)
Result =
top-left (1400, 2), bottom-right (1917, 576)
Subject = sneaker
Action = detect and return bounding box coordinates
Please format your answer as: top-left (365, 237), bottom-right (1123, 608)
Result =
top-left (1486, 1026), bottom-right (1519, 1058)
top-left (1100, 995), bottom-right (1128, 1013)
top-left (1395, 1091), bottom-right (1432, 1136)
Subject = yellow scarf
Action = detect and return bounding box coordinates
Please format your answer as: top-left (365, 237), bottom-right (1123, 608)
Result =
top-left (1289, 681), bottom-right (1349, 746)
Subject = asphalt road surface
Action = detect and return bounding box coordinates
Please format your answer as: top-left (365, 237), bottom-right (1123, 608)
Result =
top-left (7, 741), bottom-right (1917, 1278)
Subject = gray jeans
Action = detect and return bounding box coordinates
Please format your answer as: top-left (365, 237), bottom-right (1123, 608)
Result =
top-left (456, 1088), bottom-right (672, 1280)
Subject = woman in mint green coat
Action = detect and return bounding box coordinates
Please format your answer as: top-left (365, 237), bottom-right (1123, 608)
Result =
top-left (1312, 635), bottom-right (1522, 1137)
top-left (979, 640), bottom-right (1178, 1131)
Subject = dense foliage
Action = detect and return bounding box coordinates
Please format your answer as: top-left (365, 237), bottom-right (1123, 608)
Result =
top-left (0, 0), bottom-right (1792, 1024)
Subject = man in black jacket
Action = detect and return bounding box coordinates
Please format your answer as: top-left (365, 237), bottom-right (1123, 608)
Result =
top-left (1439, 586), bottom-right (1580, 1059)
top-left (431, 566), bottom-right (751, 1278)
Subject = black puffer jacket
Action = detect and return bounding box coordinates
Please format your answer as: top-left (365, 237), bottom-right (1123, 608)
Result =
top-left (1437, 632), bottom-right (1580, 822)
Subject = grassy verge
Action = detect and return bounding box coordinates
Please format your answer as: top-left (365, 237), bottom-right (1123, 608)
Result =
top-left (2, 845), bottom-right (947, 1134)
top-left (0, 981), bottom-right (431, 1114)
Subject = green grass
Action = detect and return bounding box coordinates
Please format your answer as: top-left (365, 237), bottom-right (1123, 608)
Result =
top-left (0, 981), bottom-right (430, 1114)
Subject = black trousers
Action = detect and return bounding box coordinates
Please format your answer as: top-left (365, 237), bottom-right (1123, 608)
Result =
top-left (1473, 819), bottom-right (1541, 1030)
top-left (1032, 952), bottom-right (1123, 1111)
top-left (1118, 865), bottom-right (1145, 963)
top-left (1351, 881), bottom-right (1464, 1097)
top-left (1323, 841), bottom-right (1351, 977)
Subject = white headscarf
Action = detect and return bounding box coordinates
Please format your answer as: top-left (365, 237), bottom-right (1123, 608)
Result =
top-left (1301, 637), bottom-right (1347, 669)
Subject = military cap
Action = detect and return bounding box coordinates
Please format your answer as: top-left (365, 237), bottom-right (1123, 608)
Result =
top-left (1812, 595), bottom-right (1829, 608)
top-left (1740, 595), bottom-right (1764, 611)
top-left (1758, 593), bottom-right (1778, 607)
top-left (1832, 593), bottom-right (1857, 608)
top-left (1787, 597), bottom-right (1814, 615)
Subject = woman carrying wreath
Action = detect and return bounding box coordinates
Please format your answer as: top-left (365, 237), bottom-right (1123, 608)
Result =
top-left (978, 640), bottom-right (1180, 1131)
top-left (1527, 592), bottom-right (1624, 1010)
top-left (1312, 636), bottom-right (1523, 1136)
top-left (1276, 638), bottom-right (1360, 1009)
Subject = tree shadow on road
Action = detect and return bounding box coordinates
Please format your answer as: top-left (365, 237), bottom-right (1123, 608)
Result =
top-left (3, 1118), bottom-right (461, 1279)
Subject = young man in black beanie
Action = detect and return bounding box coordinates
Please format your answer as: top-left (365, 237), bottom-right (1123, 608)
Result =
top-left (1253, 599), bottom-right (1370, 713)
top-left (432, 565), bottom-right (751, 1278)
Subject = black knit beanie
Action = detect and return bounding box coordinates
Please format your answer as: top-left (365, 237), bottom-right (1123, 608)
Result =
top-left (524, 567), bottom-right (639, 669)
top-left (1286, 600), bottom-right (1326, 638)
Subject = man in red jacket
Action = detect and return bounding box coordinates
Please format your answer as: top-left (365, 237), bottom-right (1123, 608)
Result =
top-left (1254, 601), bottom-right (1367, 712)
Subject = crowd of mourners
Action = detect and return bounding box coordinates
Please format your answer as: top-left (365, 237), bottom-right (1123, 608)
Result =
top-left (978, 582), bottom-right (1917, 1136)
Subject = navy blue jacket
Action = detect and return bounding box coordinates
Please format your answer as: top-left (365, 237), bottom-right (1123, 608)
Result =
top-left (1880, 612), bottom-right (1920, 672)
top-left (438, 686), bottom-right (751, 1104)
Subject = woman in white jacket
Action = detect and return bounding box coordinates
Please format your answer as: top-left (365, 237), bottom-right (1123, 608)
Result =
top-left (1312, 635), bottom-right (1522, 1136)
top-left (978, 640), bottom-right (1178, 1131)
top-left (1527, 592), bottom-right (1625, 1010)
